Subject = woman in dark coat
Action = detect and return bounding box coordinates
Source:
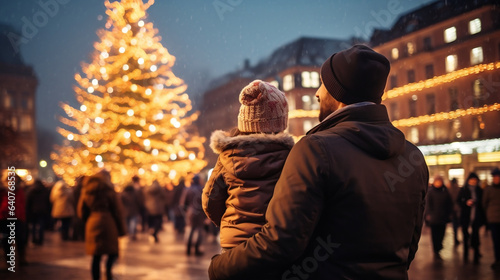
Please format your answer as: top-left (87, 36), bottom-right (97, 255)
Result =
top-left (457, 172), bottom-right (486, 264)
top-left (144, 180), bottom-right (166, 243)
top-left (78, 171), bottom-right (126, 280)
top-left (26, 179), bottom-right (51, 245)
top-left (425, 175), bottom-right (453, 260)
top-left (120, 184), bottom-right (142, 240)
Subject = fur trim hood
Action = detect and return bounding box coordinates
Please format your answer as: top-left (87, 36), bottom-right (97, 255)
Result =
top-left (210, 130), bottom-right (294, 154)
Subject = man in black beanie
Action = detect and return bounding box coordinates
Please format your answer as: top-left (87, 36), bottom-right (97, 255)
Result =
top-left (208, 45), bottom-right (429, 280)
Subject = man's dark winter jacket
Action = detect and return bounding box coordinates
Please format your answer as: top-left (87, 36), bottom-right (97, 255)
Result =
top-left (209, 104), bottom-right (429, 280)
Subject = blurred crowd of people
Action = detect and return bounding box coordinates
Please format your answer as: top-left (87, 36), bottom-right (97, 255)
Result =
top-left (1, 166), bottom-right (500, 278)
top-left (0, 171), bottom-right (213, 279)
top-left (424, 167), bottom-right (500, 270)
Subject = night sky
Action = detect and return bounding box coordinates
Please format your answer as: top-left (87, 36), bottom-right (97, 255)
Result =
top-left (0, 0), bottom-right (433, 134)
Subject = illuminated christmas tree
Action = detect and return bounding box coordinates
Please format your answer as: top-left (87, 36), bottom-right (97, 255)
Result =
top-left (51, 0), bottom-right (206, 186)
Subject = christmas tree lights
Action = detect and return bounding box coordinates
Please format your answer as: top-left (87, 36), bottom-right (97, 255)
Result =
top-left (51, 0), bottom-right (206, 186)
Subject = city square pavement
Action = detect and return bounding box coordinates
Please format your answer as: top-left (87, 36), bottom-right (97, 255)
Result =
top-left (1, 223), bottom-right (499, 280)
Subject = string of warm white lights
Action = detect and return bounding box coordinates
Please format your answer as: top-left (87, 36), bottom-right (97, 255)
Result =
top-left (383, 62), bottom-right (500, 100)
top-left (392, 103), bottom-right (500, 127)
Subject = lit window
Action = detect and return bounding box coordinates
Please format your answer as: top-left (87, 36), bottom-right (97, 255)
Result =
top-left (11, 116), bottom-right (18, 130)
top-left (409, 98), bottom-right (417, 117)
top-left (469, 18), bottom-right (481, 35)
top-left (19, 115), bottom-right (32, 132)
top-left (473, 79), bottom-right (484, 107)
top-left (445, 54), bottom-right (458, 73)
top-left (301, 71), bottom-right (320, 88)
top-left (303, 120), bottom-right (314, 134)
top-left (444, 27), bottom-right (457, 43)
top-left (470, 47), bottom-right (483, 65)
top-left (3, 91), bottom-right (12, 108)
top-left (391, 48), bottom-right (399, 60)
top-left (409, 127), bottom-right (419, 144)
top-left (407, 42), bottom-right (415, 55)
top-left (390, 102), bottom-right (400, 120)
top-left (311, 72), bottom-right (319, 88)
top-left (288, 95), bottom-right (296, 110)
top-left (302, 95), bottom-right (312, 110)
top-left (283, 74), bottom-right (294, 91)
top-left (427, 125), bottom-right (436, 141)
top-left (269, 80), bottom-right (279, 89)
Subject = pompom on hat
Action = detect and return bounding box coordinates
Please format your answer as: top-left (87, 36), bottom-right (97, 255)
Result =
top-left (320, 44), bottom-right (390, 104)
top-left (238, 80), bottom-right (288, 133)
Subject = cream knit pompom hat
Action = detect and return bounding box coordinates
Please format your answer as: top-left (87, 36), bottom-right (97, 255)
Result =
top-left (238, 80), bottom-right (288, 133)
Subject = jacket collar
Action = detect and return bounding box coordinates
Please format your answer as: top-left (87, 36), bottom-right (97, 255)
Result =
top-left (210, 130), bottom-right (294, 154)
top-left (307, 104), bottom-right (391, 135)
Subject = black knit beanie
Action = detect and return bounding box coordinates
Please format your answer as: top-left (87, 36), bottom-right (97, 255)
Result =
top-left (320, 44), bottom-right (390, 104)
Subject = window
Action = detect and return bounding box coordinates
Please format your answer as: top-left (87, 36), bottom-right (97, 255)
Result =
top-left (448, 168), bottom-right (464, 186)
top-left (390, 75), bottom-right (397, 89)
top-left (449, 87), bottom-right (459, 110)
top-left (21, 92), bottom-right (32, 110)
top-left (269, 80), bottom-right (279, 89)
top-left (469, 18), bottom-right (481, 35)
top-left (444, 26), bottom-right (457, 43)
top-left (472, 117), bottom-right (482, 139)
top-left (301, 71), bottom-right (319, 88)
top-left (446, 55), bottom-right (458, 73)
top-left (451, 119), bottom-right (462, 140)
top-left (425, 64), bottom-right (434, 79)
top-left (409, 127), bottom-right (419, 144)
top-left (3, 90), bottom-right (12, 108)
top-left (391, 48), bottom-right (399, 60)
top-left (427, 124), bottom-right (436, 141)
top-left (283, 74), bottom-right (294, 91)
top-left (390, 102), bottom-right (400, 120)
top-left (470, 46), bottom-right (483, 65)
top-left (473, 79), bottom-right (484, 107)
top-left (423, 37), bottom-right (432, 51)
top-left (303, 120), bottom-right (314, 134)
top-left (407, 42), bottom-right (415, 56)
top-left (407, 70), bottom-right (416, 83)
top-left (302, 95), bottom-right (312, 110)
top-left (19, 115), bottom-right (32, 132)
top-left (426, 93), bottom-right (436, 115)
top-left (409, 97), bottom-right (417, 117)
top-left (11, 116), bottom-right (18, 131)
top-left (288, 94), bottom-right (296, 110)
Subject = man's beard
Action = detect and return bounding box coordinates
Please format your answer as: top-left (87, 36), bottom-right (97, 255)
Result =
top-left (318, 97), bottom-right (340, 122)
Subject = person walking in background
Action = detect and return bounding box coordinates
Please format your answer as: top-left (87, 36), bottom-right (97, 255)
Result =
top-left (448, 178), bottom-right (461, 246)
top-left (184, 175), bottom-right (206, 256)
top-left (72, 176), bottom-right (86, 241)
top-left (0, 175), bottom-right (28, 266)
top-left (425, 175), bottom-right (453, 260)
top-left (172, 178), bottom-right (187, 236)
top-left (50, 180), bottom-right (75, 241)
top-left (208, 45), bottom-right (428, 279)
top-left (130, 175), bottom-right (147, 233)
top-left (203, 80), bottom-right (293, 253)
top-left (483, 168), bottom-right (500, 270)
top-left (458, 172), bottom-right (486, 264)
top-left (144, 180), bottom-right (166, 243)
top-left (78, 170), bottom-right (126, 280)
top-left (26, 179), bottom-right (51, 245)
top-left (121, 183), bottom-right (142, 241)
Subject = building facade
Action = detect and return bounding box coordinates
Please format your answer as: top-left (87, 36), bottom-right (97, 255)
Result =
top-left (0, 25), bottom-right (38, 182)
top-left (198, 37), bottom-right (355, 167)
top-left (371, 0), bottom-right (500, 184)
